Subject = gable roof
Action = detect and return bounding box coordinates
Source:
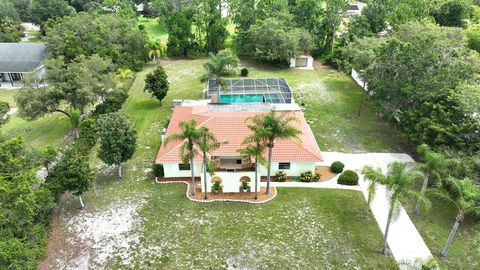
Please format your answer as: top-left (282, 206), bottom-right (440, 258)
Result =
top-left (0, 43), bottom-right (47, 73)
top-left (156, 105), bottom-right (323, 163)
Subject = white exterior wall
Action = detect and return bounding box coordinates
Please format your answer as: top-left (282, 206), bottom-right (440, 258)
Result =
top-left (289, 56), bottom-right (314, 70)
top-left (162, 162), bottom-right (202, 178)
top-left (259, 162), bottom-right (316, 176)
top-left (202, 171), bottom-right (257, 193)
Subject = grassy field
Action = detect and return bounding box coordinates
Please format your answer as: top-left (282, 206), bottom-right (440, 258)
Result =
top-left (243, 61), bottom-right (402, 152)
top-left (39, 60), bottom-right (399, 269)
top-left (138, 16), bottom-right (168, 42)
top-left (405, 198), bottom-right (480, 269)
top-left (0, 89), bottom-right (70, 149)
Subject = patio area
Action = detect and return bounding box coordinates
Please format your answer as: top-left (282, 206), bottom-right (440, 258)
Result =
top-left (156, 177), bottom-right (277, 203)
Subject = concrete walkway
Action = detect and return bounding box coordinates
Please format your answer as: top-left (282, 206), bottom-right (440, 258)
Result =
top-left (320, 152), bottom-right (432, 267)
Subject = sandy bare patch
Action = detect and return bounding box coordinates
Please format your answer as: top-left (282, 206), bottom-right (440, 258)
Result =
top-left (51, 202), bottom-right (144, 269)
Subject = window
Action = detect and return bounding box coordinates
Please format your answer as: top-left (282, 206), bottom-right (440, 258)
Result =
top-left (178, 163), bottom-right (191, 171)
top-left (236, 159), bottom-right (242, 165)
top-left (278, 162), bottom-right (291, 170)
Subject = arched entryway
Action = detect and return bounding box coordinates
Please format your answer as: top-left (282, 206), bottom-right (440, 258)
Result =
top-left (239, 176), bottom-right (251, 192)
top-left (211, 176), bottom-right (223, 193)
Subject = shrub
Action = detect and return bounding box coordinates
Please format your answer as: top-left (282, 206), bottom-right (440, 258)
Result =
top-left (240, 68), bottom-right (249, 77)
top-left (241, 181), bottom-right (248, 190)
top-left (331, 161), bottom-right (345, 173)
top-left (212, 181), bottom-right (222, 192)
top-left (79, 118), bottom-right (97, 149)
top-left (274, 171), bottom-right (288, 182)
top-left (338, 170), bottom-right (359, 185)
top-left (153, 164), bottom-right (164, 177)
top-left (299, 171), bottom-right (321, 182)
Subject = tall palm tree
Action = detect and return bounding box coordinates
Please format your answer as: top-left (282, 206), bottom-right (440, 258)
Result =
top-left (362, 162), bottom-right (430, 255)
top-left (163, 119), bottom-right (201, 196)
top-left (238, 133), bottom-right (266, 200)
top-left (199, 50), bottom-right (238, 103)
top-left (415, 144), bottom-right (446, 215)
top-left (431, 177), bottom-right (480, 257)
top-left (145, 40), bottom-right (166, 65)
top-left (196, 126), bottom-right (225, 200)
top-left (247, 110), bottom-right (301, 195)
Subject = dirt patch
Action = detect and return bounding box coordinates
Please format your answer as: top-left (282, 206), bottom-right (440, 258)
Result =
top-left (315, 166), bottom-right (338, 182)
top-left (38, 209), bottom-right (64, 270)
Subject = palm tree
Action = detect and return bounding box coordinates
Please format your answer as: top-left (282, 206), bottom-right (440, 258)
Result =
top-left (238, 133), bottom-right (266, 200)
top-left (163, 119), bottom-right (201, 196)
top-left (199, 50), bottom-right (239, 103)
top-left (145, 40), bottom-right (166, 65)
top-left (247, 110), bottom-right (301, 195)
top-left (431, 177), bottom-right (480, 257)
top-left (362, 162), bottom-right (430, 255)
top-left (415, 144), bottom-right (446, 215)
top-left (196, 126), bottom-right (225, 200)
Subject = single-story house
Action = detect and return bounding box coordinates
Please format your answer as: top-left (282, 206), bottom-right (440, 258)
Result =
top-left (347, 2), bottom-right (367, 16)
top-left (156, 103), bottom-right (323, 193)
top-left (0, 42), bottom-right (47, 88)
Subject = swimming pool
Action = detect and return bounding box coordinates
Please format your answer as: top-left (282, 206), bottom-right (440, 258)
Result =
top-left (219, 94), bottom-right (284, 103)
top-left (220, 94), bottom-right (264, 103)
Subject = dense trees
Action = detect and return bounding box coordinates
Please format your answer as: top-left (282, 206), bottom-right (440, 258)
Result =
top-left (0, 136), bottom-right (56, 269)
top-left (44, 12), bottom-right (149, 71)
top-left (30, 0), bottom-right (76, 30)
top-left (144, 66), bottom-right (169, 104)
top-left (352, 23), bottom-right (480, 153)
top-left (15, 55), bottom-right (115, 126)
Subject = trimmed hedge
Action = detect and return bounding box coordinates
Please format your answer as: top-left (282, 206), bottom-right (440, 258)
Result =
top-left (299, 171), bottom-right (321, 182)
top-left (274, 171), bottom-right (287, 182)
top-left (240, 68), bottom-right (249, 77)
top-left (331, 161), bottom-right (344, 173)
top-left (153, 164), bottom-right (164, 177)
top-left (338, 170), bottom-right (359, 185)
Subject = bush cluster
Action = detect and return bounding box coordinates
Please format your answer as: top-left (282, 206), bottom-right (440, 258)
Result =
top-left (93, 90), bottom-right (129, 116)
top-left (274, 171), bottom-right (288, 182)
top-left (338, 170), bottom-right (359, 185)
top-left (331, 161), bottom-right (345, 173)
top-left (299, 171), bottom-right (321, 182)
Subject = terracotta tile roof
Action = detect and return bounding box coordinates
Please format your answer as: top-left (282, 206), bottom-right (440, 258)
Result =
top-left (156, 106), bottom-right (323, 163)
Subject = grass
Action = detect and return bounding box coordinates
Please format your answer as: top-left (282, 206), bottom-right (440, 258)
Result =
top-left (40, 59), bottom-right (399, 269)
top-left (138, 16), bottom-right (168, 43)
top-left (241, 62), bottom-right (402, 152)
top-left (405, 198), bottom-right (480, 269)
top-left (0, 89), bottom-right (70, 149)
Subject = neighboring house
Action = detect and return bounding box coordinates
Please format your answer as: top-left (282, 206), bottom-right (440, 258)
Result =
top-left (347, 2), bottom-right (367, 16)
top-left (0, 42), bottom-right (47, 88)
top-left (156, 103), bottom-right (323, 193)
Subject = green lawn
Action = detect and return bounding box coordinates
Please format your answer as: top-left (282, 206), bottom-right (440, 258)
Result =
top-left (138, 16), bottom-right (168, 43)
top-left (405, 198), bottom-right (480, 269)
top-left (243, 62), bottom-right (402, 152)
top-left (0, 89), bottom-right (70, 149)
top-left (40, 60), bottom-right (398, 269)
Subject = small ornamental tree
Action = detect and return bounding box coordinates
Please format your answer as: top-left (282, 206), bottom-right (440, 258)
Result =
top-left (144, 66), bottom-right (169, 104)
top-left (49, 144), bottom-right (93, 209)
top-left (96, 112), bottom-right (137, 178)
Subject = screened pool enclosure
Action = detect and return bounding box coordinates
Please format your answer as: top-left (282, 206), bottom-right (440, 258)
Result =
top-left (207, 78), bottom-right (293, 104)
